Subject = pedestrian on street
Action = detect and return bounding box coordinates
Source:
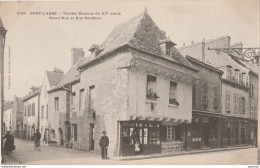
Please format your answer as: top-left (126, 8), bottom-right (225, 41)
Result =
top-left (3, 131), bottom-right (14, 154)
top-left (99, 131), bottom-right (109, 160)
top-left (34, 129), bottom-right (41, 149)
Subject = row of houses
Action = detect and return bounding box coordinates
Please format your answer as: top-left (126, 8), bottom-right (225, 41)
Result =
top-left (4, 10), bottom-right (258, 157)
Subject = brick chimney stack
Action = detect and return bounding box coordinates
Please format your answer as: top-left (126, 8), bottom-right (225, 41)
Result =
top-left (71, 48), bottom-right (84, 67)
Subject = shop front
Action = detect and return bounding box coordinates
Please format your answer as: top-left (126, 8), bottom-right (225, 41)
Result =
top-left (222, 117), bottom-right (251, 147)
top-left (191, 114), bottom-right (221, 150)
top-left (120, 120), bottom-right (187, 156)
top-left (120, 121), bottom-right (161, 156)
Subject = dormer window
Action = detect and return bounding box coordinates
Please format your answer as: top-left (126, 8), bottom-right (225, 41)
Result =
top-left (234, 69), bottom-right (239, 83)
top-left (159, 38), bottom-right (176, 56)
top-left (226, 65), bottom-right (232, 80)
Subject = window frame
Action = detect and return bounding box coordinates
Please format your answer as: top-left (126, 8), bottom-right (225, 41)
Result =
top-left (55, 97), bottom-right (59, 111)
top-left (89, 85), bottom-right (95, 109)
top-left (79, 89), bottom-right (85, 110)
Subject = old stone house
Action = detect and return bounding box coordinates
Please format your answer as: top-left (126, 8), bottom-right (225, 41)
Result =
top-left (74, 10), bottom-right (199, 156)
top-left (47, 48), bottom-right (88, 147)
top-left (39, 69), bottom-right (64, 144)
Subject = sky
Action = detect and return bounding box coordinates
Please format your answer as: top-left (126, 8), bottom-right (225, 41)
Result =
top-left (0, 0), bottom-right (259, 101)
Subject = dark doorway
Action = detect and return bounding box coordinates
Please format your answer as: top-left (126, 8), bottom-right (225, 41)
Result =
top-left (202, 123), bottom-right (210, 147)
top-left (241, 127), bottom-right (246, 144)
top-left (235, 127), bottom-right (238, 145)
top-left (89, 124), bottom-right (94, 151)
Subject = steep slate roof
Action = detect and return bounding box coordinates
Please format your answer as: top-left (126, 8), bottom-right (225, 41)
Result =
top-left (79, 10), bottom-right (194, 70)
top-left (0, 17), bottom-right (4, 28)
top-left (23, 86), bottom-right (42, 101)
top-left (48, 58), bottom-right (89, 92)
top-left (46, 71), bottom-right (64, 87)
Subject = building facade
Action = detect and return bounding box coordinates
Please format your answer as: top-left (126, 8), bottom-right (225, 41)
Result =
top-left (39, 69), bottom-right (64, 144)
top-left (74, 10), bottom-right (199, 156)
top-left (23, 86), bottom-right (41, 140)
top-left (12, 95), bottom-right (24, 138)
top-left (186, 56), bottom-right (223, 150)
top-left (179, 36), bottom-right (258, 148)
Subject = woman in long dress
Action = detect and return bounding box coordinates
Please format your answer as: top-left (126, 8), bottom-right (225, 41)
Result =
top-left (3, 131), bottom-right (14, 154)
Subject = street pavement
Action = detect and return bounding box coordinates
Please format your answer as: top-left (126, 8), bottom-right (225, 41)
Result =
top-left (1, 138), bottom-right (258, 165)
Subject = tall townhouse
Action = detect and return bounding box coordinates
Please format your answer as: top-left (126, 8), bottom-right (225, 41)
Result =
top-left (0, 17), bottom-right (7, 137)
top-left (246, 63), bottom-right (258, 141)
top-left (12, 95), bottom-right (24, 138)
top-left (186, 56), bottom-right (223, 150)
top-left (23, 86), bottom-right (41, 140)
top-left (75, 10), bottom-right (199, 156)
top-left (39, 69), bottom-right (64, 144)
top-left (179, 36), bottom-right (258, 147)
top-left (47, 48), bottom-right (87, 147)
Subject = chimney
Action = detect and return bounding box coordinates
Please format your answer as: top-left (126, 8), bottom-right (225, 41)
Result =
top-left (89, 44), bottom-right (101, 57)
top-left (53, 68), bottom-right (64, 73)
top-left (71, 48), bottom-right (84, 67)
top-left (202, 39), bottom-right (206, 63)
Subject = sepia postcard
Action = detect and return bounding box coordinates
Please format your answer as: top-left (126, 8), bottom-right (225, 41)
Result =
top-left (0, 0), bottom-right (259, 166)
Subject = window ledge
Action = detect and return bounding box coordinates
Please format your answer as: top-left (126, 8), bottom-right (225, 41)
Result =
top-left (168, 104), bottom-right (178, 108)
top-left (145, 100), bottom-right (158, 104)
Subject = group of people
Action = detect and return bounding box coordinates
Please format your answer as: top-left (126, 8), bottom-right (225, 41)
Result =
top-left (2, 129), bottom-right (110, 160)
top-left (2, 129), bottom-right (42, 154)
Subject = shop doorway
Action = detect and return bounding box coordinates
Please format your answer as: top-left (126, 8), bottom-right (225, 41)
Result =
top-left (202, 123), bottom-right (210, 147)
top-left (121, 121), bottom-right (160, 156)
top-left (89, 124), bottom-right (94, 151)
top-left (241, 127), bottom-right (246, 144)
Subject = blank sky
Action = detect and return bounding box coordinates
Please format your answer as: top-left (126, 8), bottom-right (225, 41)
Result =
top-left (0, 0), bottom-right (259, 100)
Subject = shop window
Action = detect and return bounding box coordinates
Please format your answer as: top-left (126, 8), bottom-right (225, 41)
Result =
top-left (79, 89), bottom-right (84, 110)
top-left (213, 87), bottom-right (218, 109)
top-left (146, 75), bottom-right (159, 101)
top-left (55, 97), bottom-right (59, 111)
top-left (71, 92), bottom-right (76, 109)
top-left (233, 94), bottom-right (239, 114)
top-left (201, 83), bottom-right (208, 109)
top-left (71, 124), bottom-right (77, 141)
top-left (225, 92), bottom-right (231, 113)
top-left (169, 81), bottom-right (178, 105)
top-left (167, 126), bottom-right (175, 140)
top-left (89, 85), bottom-right (95, 109)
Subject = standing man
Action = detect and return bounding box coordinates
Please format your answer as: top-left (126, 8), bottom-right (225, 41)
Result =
top-left (34, 129), bottom-right (41, 149)
top-left (99, 131), bottom-right (109, 159)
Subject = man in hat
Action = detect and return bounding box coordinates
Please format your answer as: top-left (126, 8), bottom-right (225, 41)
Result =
top-left (99, 131), bottom-right (109, 159)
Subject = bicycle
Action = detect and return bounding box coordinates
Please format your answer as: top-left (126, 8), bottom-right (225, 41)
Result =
top-left (34, 140), bottom-right (41, 150)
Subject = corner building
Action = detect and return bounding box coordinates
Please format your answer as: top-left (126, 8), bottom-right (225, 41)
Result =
top-left (77, 11), bottom-right (199, 156)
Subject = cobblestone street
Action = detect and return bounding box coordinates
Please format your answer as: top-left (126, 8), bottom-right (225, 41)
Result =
top-left (1, 138), bottom-right (258, 165)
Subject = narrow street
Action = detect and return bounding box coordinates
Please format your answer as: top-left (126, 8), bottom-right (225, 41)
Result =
top-left (1, 138), bottom-right (257, 165)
